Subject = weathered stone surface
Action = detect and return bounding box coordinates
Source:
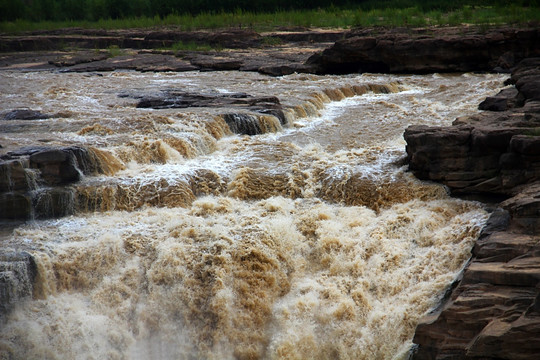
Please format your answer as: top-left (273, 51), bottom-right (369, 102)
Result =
top-left (29, 148), bottom-right (82, 185)
top-left (478, 88), bottom-right (520, 111)
top-left (143, 29), bottom-right (261, 49)
top-left (63, 53), bottom-right (198, 73)
top-left (467, 315), bottom-right (540, 360)
top-left (0, 28), bottom-right (332, 73)
top-left (409, 58), bottom-right (540, 360)
top-left (0, 146), bottom-right (112, 220)
top-left (190, 57), bottom-right (243, 71)
top-left (135, 90), bottom-right (280, 110)
top-left (404, 102), bottom-right (540, 195)
top-left (413, 283), bottom-right (539, 360)
top-left (307, 28), bottom-right (540, 74)
top-left (257, 63), bottom-right (315, 76)
top-left (0, 192), bottom-right (32, 219)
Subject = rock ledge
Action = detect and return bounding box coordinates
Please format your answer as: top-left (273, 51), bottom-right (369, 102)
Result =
top-left (406, 58), bottom-right (540, 360)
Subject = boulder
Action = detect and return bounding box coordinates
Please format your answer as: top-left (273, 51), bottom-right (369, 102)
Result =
top-left (478, 88), bottom-right (520, 111)
top-left (29, 148), bottom-right (82, 185)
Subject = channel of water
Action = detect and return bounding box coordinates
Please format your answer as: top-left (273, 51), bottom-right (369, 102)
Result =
top-left (0, 70), bottom-right (506, 359)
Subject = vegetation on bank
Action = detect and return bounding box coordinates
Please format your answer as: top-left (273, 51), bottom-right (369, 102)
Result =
top-left (0, 1), bottom-right (539, 33)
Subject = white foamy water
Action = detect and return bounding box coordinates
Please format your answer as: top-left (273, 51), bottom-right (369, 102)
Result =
top-left (0, 69), bottom-right (506, 359)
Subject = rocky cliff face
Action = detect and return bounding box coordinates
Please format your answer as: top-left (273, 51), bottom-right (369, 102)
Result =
top-left (405, 58), bottom-right (540, 359)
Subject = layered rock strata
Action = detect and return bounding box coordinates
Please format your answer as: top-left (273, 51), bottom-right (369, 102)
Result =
top-left (0, 28), bottom-right (334, 74)
top-left (405, 58), bottom-right (540, 359)
top-left (4, 26), bottom-right (540, 77)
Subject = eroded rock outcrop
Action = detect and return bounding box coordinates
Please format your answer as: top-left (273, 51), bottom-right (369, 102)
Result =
top-left (133, 90), bottom-right (287, 135)
top-left (307, 28), bottom-right (540, 74)
top-left (0, 146), bottom-right (115, 219)
top-left (406, 58), bottom-right (540, 359)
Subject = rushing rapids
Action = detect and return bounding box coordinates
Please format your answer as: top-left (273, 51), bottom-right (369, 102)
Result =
top-left (0, 70), bottom-right (506, 359)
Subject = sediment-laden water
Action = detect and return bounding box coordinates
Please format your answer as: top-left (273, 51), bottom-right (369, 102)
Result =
top-left (0, 70), bottom-right (505, 359)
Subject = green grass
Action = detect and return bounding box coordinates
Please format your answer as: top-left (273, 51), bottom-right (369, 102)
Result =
top-left (525, 127), bottom-right (540, 137)
top-left (1, 5), bottom-right (539, 34)
top-left (169, 40), bottom-right (219, 52)
top-left (107, 44), bottom-right (124, 57)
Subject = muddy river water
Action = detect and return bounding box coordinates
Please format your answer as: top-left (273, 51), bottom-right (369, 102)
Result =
top-left (0, 70), bottom-right (506, 359)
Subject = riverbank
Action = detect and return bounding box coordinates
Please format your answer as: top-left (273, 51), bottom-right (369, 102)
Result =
top-left (2, 25), bottom-right (540, 76)
top-left (404, 57), bottom-right (540, 359)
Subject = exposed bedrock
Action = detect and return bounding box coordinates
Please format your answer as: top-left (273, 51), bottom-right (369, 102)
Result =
top-left (0, 146), bottom-right (116, 219)
top-left (404, 58), bottom-right (540, 199)
top-left (134, 90), bottom-right (287, 134)
top-left (406, 58), bottom-right (540, 359)
top-left (307, 28), bottom-right (540, 74)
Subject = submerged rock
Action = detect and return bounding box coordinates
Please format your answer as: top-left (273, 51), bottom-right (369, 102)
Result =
top-left (3, 109), bottom-right (50, 120)
top-left (0, 252), bottom-right (38, 319)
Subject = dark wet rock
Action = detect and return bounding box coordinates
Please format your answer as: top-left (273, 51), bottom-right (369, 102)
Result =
top-left (479, 88), bottom-right (520, 111)
top-left (0, 252), bottom-right (38, 319)
top-left (133, 90), bottom-right (285, 135)
top-left (135, 90), bottom-right (281, 110)
top-left (0, 159), bottom-right (33, 192)
top-left (29, 148), bottom-right (82, 185)
top-left (33, 187), bottom-right (76, 219)
top-left (222, 113), bottom-right (262, 135)
top-left (307, 28), bottom-right (540, 74)
top-left (408, 59), bottom-right (540, 360)
top-left (190, 57), bottom-right (243, 71)
top-left (507, 57), bottom-right (540, 85)
top-left (3, 109), bottom-right (50, 120)
top-left (0, 146), bottom-right (113, 220)
top-left (258, 63), bottom-right (315, 76)
top-left (516, 75), bottom-right (540, 102)
top-left (0, 192), bottom-right (32, 219)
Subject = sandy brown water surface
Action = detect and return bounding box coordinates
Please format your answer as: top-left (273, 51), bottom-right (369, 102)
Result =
top-left (0, 69), bottom-right (506, 359)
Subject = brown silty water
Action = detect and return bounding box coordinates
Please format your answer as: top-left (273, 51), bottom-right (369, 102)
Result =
top-left (0, 70), bottom-right (506, 359)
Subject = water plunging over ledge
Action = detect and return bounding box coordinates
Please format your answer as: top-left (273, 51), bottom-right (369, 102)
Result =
top-left (0, 70), bottom-right (506, 359)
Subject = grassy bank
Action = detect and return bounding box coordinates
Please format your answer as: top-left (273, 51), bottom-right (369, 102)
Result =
top-left (1, 5), bottom-right (539, 34)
